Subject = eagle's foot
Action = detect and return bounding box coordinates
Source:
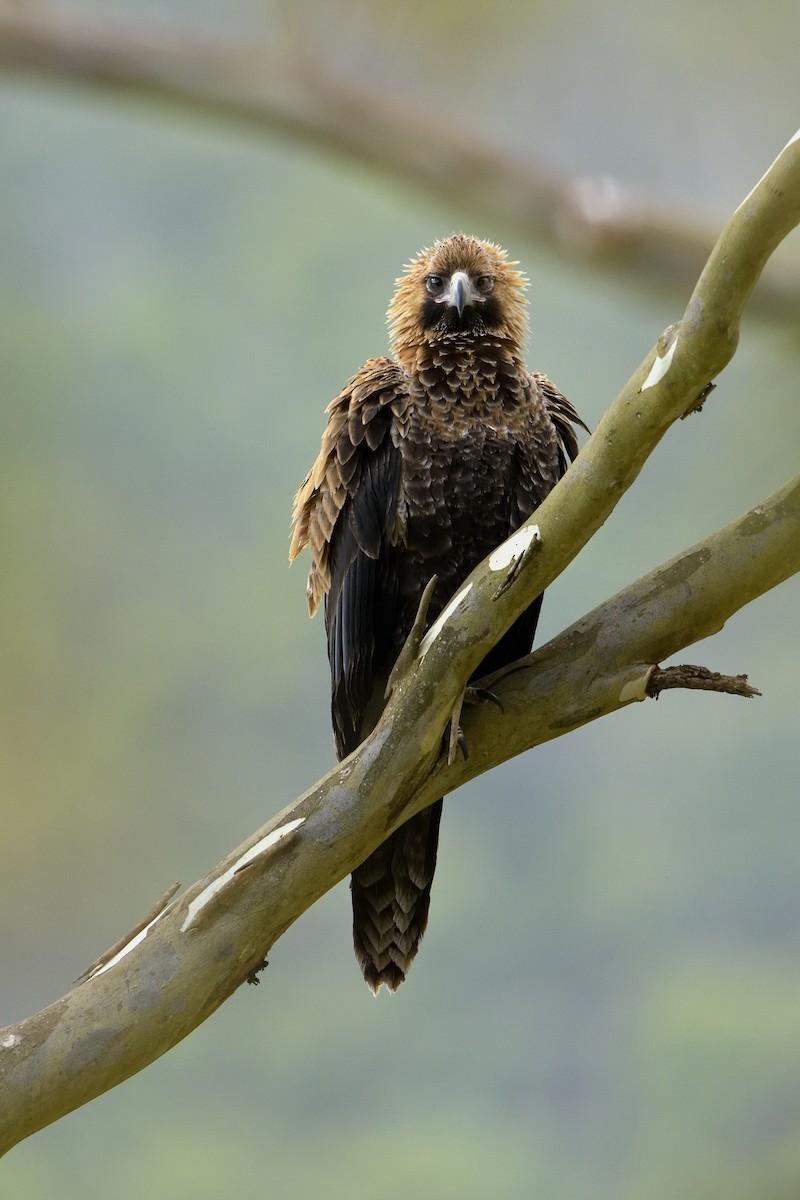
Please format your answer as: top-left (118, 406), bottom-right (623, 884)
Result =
top-left (463, 685), bottom-right (504, 714)
top-left (446, 689), bottom-right (468, 766)
top-left (447, 722), bottom-right (469, 766)
top-left (445, 684), bottom-right (505, 766)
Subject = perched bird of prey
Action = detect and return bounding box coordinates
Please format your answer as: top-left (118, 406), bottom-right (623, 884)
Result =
top-left (290, 234), bottom-right (586, 993)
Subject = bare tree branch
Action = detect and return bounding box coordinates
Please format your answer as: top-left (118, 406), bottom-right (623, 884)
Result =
top-left (0, 6), bottom-right (799, 310)
top-left (1, 131), bottom-right (799, 1156)
top-left (646, 665), bottom-right (761, 699)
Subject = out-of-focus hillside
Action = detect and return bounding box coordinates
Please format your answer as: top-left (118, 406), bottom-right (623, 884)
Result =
top-left (2, 3), bottom-right (799, 1197)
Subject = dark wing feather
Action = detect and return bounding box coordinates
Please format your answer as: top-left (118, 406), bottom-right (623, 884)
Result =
top-left (532, 371), bottom-right (590, 472)
top-left (290, 357), bottom-right (408, 758)
top-left (326, 439), bottom-right (401, 756)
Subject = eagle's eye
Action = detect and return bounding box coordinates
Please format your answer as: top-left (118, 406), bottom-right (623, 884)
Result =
top-left (475, 275), bottom-right (495, 295)
top-left (425, 274), bottom-right (444, 296)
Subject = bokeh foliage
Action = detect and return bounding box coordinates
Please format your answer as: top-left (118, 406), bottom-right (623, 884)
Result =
top-left (1, 2), bottom-right (799, 1197)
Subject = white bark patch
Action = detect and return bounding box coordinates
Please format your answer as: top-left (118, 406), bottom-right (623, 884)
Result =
top-left (489, 525), bottom-right (540, 571)
top-left (87, 906), bottom-right (175, 980)
top-left (1, 1033), bottom-right (21, 1050)
top-left (419, 583), bottom-right (473, 658)
top-left (641, 335), bottom-right (678, 391)
top-left (619, 668), bottom-right (654, 704)
top-left (180, 818), bottom-right (305, 932)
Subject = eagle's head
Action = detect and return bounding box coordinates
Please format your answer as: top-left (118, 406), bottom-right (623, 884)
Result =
top-left (388, 234), bottom-right (528, 358)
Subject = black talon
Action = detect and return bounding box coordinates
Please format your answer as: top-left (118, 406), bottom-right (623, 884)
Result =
top-left (463, 685), bottom-right (504, 714)
top-left (457, 730), bottom-right (469, 761)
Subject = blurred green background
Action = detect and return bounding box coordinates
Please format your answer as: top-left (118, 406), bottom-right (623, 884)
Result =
top-left (2, 2), bottom-right (800, 1197)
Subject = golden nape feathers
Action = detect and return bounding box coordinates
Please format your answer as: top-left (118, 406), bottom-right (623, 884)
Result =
top-left (290, 235), bottom-right (586, 993)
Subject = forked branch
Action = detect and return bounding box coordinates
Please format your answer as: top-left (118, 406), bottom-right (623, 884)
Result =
top-left (1, 132), bottom-right (799, 1157)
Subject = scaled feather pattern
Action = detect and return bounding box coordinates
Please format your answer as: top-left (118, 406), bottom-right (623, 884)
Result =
top-left (291, 234), bottom-right (586, 992)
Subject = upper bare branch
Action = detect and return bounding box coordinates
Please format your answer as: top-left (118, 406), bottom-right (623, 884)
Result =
top-left (0, 6), bottom-right (799, 309)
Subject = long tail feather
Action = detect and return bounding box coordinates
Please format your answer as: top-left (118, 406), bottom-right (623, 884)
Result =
top-left (350, 800), bottom-right (443, 993)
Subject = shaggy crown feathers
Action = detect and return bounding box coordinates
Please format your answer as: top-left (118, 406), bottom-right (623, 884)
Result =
top-left (387, 234), bottom-right (528, 358)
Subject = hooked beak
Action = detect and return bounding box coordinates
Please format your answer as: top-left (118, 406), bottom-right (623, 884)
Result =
top-left (449, 271), bottom-right (470, 317)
